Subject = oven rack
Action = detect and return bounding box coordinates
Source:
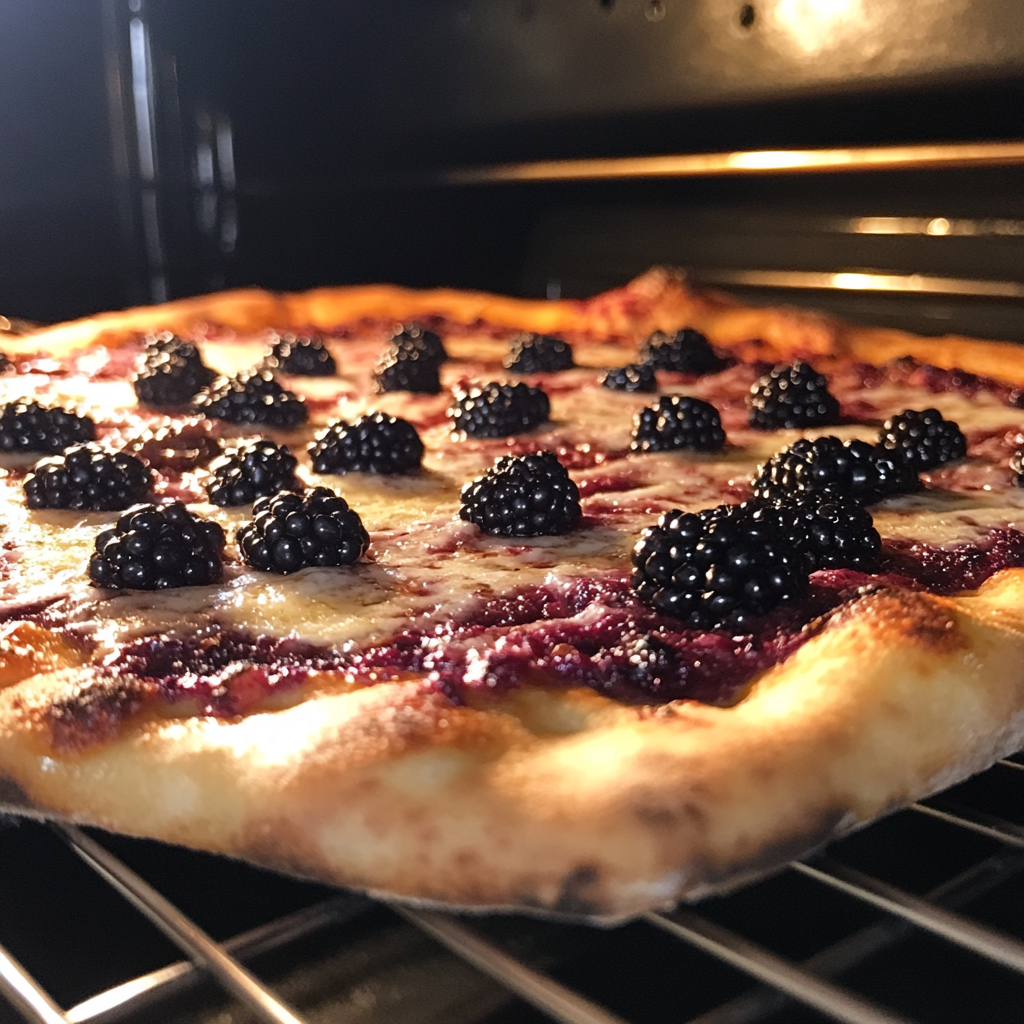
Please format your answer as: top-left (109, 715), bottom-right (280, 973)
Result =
top-left (5, 759), bottom-right (1024, 1024)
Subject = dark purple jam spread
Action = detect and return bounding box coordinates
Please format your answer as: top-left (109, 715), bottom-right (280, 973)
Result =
top-left (106, 631), bottom-right (335, 716)
top-left (77, 527), bottom-right (1024, 719)
top-left (880, 527), bottom-right (1024, 594)
top-left (845, 357), bottom-right (1019, 407)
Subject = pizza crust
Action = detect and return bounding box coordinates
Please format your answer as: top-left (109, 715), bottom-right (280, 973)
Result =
top-left (14, 267), bottom-right (1024, 386)
top-left (3, 572), bottom-right (1024, 919)
top-left (4, 270), bottom-right (1024, 918)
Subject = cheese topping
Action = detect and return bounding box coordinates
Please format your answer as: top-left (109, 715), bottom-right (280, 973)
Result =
top-left (1, 335), bottom-right (1023, 658)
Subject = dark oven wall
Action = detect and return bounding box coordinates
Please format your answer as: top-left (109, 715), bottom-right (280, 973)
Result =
top-left (1, 0), bottom-right (1023, 339)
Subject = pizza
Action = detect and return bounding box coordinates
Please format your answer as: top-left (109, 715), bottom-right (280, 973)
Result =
top-left (3, 267), bottom-right (1024, 921)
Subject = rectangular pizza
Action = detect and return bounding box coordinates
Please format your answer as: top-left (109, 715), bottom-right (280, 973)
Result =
top-left (1, 268), bottom-right (1024, 919)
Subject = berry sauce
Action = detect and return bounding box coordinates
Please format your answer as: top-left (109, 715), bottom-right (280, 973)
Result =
top-left (106, 631), bottom-right (336, 716)
top-left (90, 526), bottom-right (1024, 720)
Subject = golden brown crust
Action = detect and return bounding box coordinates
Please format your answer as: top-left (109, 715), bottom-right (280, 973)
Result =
top-left (4, 269), bottom-right (1024, 918)
top-left (4, 576), bottom-right (1024, 918)
top-left (14, 267), bottom-right (1024, 384)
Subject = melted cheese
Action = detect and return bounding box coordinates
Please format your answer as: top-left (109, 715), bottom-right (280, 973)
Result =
top-left (4, 339), bottom-right (1024, 653)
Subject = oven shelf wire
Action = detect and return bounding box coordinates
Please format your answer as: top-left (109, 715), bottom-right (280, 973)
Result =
top-left (0, 945), bottom-right (68, 1024)
top-left (5, 779), bottom-right (1024, 1024)
top-left (64, 895), bottom-right (372, 1024)
top-left (686, 848), bottom-right (1024, 1024)
top-left (55, 824), bottom-right (307, 1024)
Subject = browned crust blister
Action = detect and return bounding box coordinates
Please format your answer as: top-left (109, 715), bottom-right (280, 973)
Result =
top-left (4, 270), bottom-right (1024, 919)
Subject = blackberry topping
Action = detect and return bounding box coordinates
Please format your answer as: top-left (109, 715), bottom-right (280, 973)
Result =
top-left (449, 381), bottom-right (550, 438)
top-left (88, 502), bottom-right (225, 590)
top-left (640, 328), bottom-right (726, 376)
top-left (748, 360), bottom-right (841, 430)
top-left (194, 371), bottom-right (308, 428)
top-left (24, 443), bottom-right (153, 511)
top-left (309, 413), bottom-right (424, 475)
top-left (0, 400), bottom-right (96, 453)
top-left (0, 353), bottom-right (9, 374)
top-left (459, 451), bottom-right (581, 537)
top-left (631, 395), bottom-right (726, 453)
top-left (372, 331), bottom-right (443, 394)
top-left (757, 493), bottom-right (881, 572)
top-left (237, 487), bottom-right (369, 574)
top-left (134, 334), bottom-right (216, 407)
top-left (206, 439), bottom-right (299, 507)
top-left (752, 436), bottom-right (917, 506)
top-left (631, 503), bottom-right (808, 630)
top-left (599, 364), bottom-right (657, 393)
top-left (392, 324), bottom-right (447, 364)
top-left (879, 408), bottom-right (967, 471)
top-left (503, 333), bottom-right (574, 373)
top-left (263, 333), bottom-right (336, 376)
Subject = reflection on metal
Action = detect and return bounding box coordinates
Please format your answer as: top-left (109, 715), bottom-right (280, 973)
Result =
top-left (774, 0), bottom-right (864, 53)
top-left (127, 17), bottom-right (155, 182)
top-left (647, 909), bottom-right (913, 1024)
top-left (216, 118), bottom-right (236, 190)
top-left (0, 943), bottom-right (68, 1024)
top-left (689, 269), bottom-right (1024, 299)
top-left (66, 896), bottom-right (369, 1024)
top-left (398, 908), bottom-right (628, 1024)
top-left (445, 141), bottom-right (1024, 184)
top-left (58, 825), bottom-right (307, 1024)
top-left (849, 216), bottom-right (1024, 237)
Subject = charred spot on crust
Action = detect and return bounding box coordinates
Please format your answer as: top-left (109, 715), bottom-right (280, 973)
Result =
top-left (0, 774), bottom-right (37, 811)
top-left (551, 864), bottom-right (602, 916)
top-left (832, 588), bottom-right (963, 653)
top-left (43, 673), bottom-right (155, 752)
top-left (694, 806), bottom-right (852, 895)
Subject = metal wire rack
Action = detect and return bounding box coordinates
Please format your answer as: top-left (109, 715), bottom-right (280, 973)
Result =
top-left (5, 757), bottom-right (1024, 1024)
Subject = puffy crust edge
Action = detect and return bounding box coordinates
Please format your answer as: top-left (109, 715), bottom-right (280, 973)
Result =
top-left (5, 271), bottom-right (1024, 918)
top-left (9, 267), bottom-right (1024, 386)
top-left (4, 572), bottom-right (1024, 919)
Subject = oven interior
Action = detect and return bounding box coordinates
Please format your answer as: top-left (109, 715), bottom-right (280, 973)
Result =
top-left (3, 3), bottom-right (1024, 1023)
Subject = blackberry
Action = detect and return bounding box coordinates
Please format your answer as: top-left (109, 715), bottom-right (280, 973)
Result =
top-left (599, 364), bottom-right (657, 393)
top-left (449, 381), bottom-right (550, 438)
top-left (206, 439), bottom-right (298, 507)
top-left (262, 333), bottom-right (336, 376)
top-left (503, 333), bottom-right (574, 373)
top-left (24, 443), bottom-right (153, 511)
top-left (309, 413), bottom-right (424, 475)
top-left (194, 371), bottom-right (308, 428)
top-left (752, 436), bottom-right (917, 506)
top-left (630, 503), bottom-right (808, 629)
top-left (758, 493), bottom-right (881, 571)
top-left (372, 330), bottom-right (443, 394)
top-left (1012, 449), bottom-right (1024, 485)
top-left (391, 324), bottom-right (447, 364)
top-left (0, 400), bottom-right (96, 453)
top-left (237, 487), bottom-right (369, 574)
top-left (748, 360), bottom-right (841, 430)
top-left (879, 408), bottom-right (967, 471)
top-left (88, 502), bottom-right (225, 590)
top-left (459, 452), bottom-right (581, 537)
top-left (134, 334), bottom-right (216, 407)
top-left (631, 396), bottom-right (725, 453)
top-left (640, 328), bottom-right (726, 375)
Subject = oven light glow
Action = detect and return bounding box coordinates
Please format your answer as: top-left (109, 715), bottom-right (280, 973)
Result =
top-left (726, 150), bottom-right (820, 170)
top-left (773, 0), bottom-right (863, 53)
